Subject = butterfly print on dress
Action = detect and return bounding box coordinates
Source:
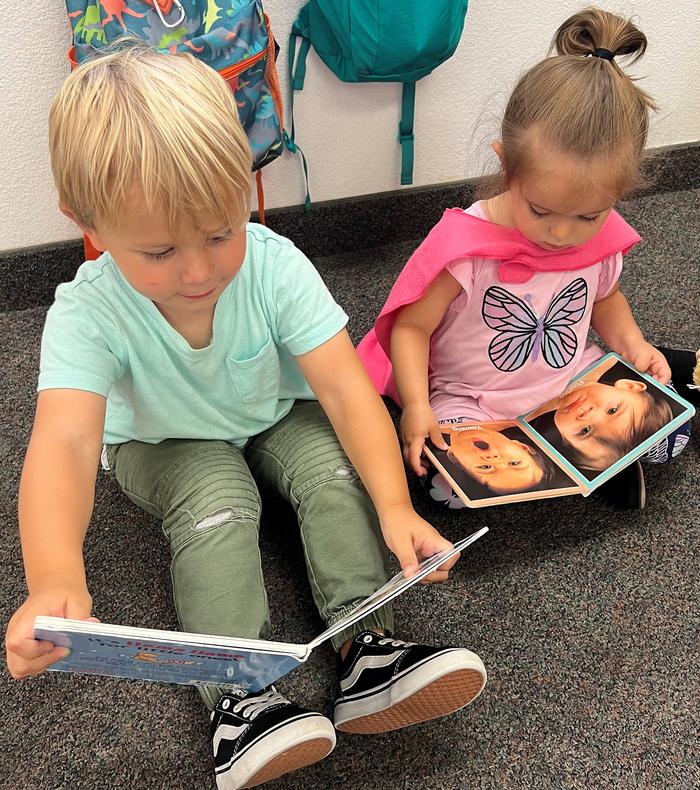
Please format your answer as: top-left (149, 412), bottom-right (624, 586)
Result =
top-left (481, 278), bottom-right (588, 372)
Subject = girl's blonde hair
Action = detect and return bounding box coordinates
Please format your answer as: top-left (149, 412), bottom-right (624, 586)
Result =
top-left (49, 39), bottom-right (253, 233)
top-left (499, 7), bottom-right (657, 197)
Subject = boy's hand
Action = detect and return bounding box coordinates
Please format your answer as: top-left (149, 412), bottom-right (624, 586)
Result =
top-left (399, 403), bottom-right (448, 477)
top-left (624, 341), bottom-right (672, 384)
top-left (5, 584), bottom-right (96, 679)
top-left (379, 504), bottom-right (459, 584)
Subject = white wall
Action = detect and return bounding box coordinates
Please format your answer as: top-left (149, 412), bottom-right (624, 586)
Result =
top-left (1, 1), bottom-right (698, 252)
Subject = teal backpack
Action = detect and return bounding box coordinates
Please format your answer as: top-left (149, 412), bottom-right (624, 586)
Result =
top-left (284, 0), bottom-right (469, 203)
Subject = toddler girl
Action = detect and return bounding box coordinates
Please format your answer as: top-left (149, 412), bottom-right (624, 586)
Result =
top-left (359, 7), bottom-right (691, 510)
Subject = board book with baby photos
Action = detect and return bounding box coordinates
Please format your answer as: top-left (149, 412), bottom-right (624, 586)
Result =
top-left (423, 353), bottom-right (695, 508)
top-left (34, 528), bottom-right (487, 693)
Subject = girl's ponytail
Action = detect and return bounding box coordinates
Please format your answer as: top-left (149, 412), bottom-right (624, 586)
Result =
top-left (498, 7), bottom-right (657, 197)
top-left (553, 7), bottom-right (648, 64)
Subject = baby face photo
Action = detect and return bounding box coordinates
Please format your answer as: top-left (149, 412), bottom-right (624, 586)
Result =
top-left (526, 357), bottom-right (685, 480)
top-left (432, 422), bottom-right (580, 502)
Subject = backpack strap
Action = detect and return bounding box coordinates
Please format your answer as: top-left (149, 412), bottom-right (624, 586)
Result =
top-left (399, 81), bottom-right (416, 185)
top-left (283, 31), bottom-right (312, 209)
top-left (255, 170), bottom-right (267, 225)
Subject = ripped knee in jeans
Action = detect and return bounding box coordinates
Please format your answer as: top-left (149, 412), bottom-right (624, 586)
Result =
top-left (332, 463), bottom-right (359, 482)
top-left (193, 507), bottom-right (239, 530)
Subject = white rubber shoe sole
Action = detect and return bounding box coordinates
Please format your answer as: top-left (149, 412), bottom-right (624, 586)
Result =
top-left (334, 649), bottom-right (486, 734)
top-left (216, 713), bottom-right (336, 789)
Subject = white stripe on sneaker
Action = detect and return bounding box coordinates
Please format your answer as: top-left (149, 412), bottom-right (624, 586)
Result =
top-left (334, 650), bottom-right (486, 730)
top-left (215, 713), bottom-right (322, 774)
top-left (215, 715), bottom-right (336, 789)
top-left (340, 651), bottom-right (407, 691)
top-left (212, 722), bottom-right (248, 755)
top-left (340, 649), bottom-right (458, 701)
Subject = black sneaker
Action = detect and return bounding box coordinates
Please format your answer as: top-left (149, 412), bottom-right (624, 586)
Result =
top-left (656, 346), bottom-right (700, 405)
top-left (211, 687), bottom-right (335, 789)
top-left (594, 460), bottom-right (646, 511)
top-left (333, 631), bottom-right (486, 734)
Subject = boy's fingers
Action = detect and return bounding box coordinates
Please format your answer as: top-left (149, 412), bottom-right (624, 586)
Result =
top-left (419, 569), bottom-right (450, 584)
top-left (64, 598), bottom-right (92, 621)
top-left (418, 530), bottom-right (454, 556)
top-left (416, 534), bottom-right (460, 572)
top-left (432, 550), bottom-right (460, 572)
top-left (9, 636), bottom-right (55, 662)
top-left (9, 646), bottom-right (69, 679)
top-left (391, 535), bottom-right (419, 578)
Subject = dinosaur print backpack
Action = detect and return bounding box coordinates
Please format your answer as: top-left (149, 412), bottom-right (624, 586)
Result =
top-left (63, 0), bottom-right (283, 238)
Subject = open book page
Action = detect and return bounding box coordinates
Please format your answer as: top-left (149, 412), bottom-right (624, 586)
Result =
top-left (423, 422), bottom-right (582, 508)
top-left (33, 528), bottom-right (489, 692)
top-left (307, 527), bottom-right (488, 650)
top-left (34, 619), bottom-right (310, 693)
top-left (521, 353), bottom-right (695, 489)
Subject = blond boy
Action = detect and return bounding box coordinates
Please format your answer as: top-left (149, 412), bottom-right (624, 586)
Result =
top-left (5, 43), bottom-right (486, 790)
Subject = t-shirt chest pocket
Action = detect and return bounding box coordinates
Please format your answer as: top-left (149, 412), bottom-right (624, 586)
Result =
top-left (226, 332), bottom-right (281, 402)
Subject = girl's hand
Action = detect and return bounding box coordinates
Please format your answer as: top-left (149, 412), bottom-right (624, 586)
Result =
top-left (400, 402), bottom-right (448, 476)
top-left (379, 504), bottom-right (459, 583)
top-left (5, 584), bottom-right (97, 679)
top-left (625, 341), bottom-right (672, 384)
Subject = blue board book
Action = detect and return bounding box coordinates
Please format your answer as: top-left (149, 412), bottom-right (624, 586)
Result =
top-left (423, 353), bottom-right (695, 508)
top-left (35, 527), bottom-right (488, 692)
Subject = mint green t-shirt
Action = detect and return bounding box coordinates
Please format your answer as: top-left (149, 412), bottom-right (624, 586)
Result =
top-left (38, 223), bottom-right (348, 447)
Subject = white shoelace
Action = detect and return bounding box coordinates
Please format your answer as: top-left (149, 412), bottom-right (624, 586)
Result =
top-left (377, 637), bottom-right (415, 649)
top-left (232, 689), bottom-right (288, 720)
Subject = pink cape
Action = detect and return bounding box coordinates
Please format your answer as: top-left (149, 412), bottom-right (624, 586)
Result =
top-left (357, 207), bottom-right (640, 402)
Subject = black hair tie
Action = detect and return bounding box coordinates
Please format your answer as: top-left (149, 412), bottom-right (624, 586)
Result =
top-left (590, 48), bottom-right (615, 61)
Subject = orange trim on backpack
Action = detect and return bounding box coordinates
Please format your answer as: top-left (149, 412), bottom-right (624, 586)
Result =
top-left (83, 235), bottom-right (102, 262)
top-left (218, 47), bottom-right (267, 87)
top-left (256, 170), bottom-right (266, 225)
top-left (262, 16), bottom-right (284, 129)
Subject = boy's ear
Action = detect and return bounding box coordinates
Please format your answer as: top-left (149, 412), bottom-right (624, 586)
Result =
top-left (59, 203), bottom-right (106, 252)
top-left (513, 440), bottom-right (536, 455)
top-left (613, 378), bottom-right (647, 392)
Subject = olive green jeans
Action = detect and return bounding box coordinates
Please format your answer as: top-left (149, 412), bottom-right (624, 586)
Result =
top-left (105, 400), bottom-right (394, 709)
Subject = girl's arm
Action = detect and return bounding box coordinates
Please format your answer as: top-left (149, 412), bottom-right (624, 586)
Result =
top-left (391, 270), bottom-right (463, 474)
top-left (592, 286), bottom-right (671, 383)
top-left (296, 329), bottom-right (458, 581)
top-left (6, 389), bottom-right (105, 679)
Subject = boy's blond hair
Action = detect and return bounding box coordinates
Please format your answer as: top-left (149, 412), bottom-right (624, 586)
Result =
top-left (49, 39), bottom-right (252, 233)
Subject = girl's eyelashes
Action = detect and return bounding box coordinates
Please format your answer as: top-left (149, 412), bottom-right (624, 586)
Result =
top-left (528, 204), bottom-right (600, 224)
top-left (606, 404), bottom-right (620, 415)
top-left (578, 425), bottom-right (592, 436)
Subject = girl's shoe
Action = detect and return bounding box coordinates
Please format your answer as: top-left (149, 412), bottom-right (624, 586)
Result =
top-left (594, 460), bottom-right (646, 511)
top-left (211, 687), bottom-right (336, 789)
top-left (656, 346), bottom-right (700, 405)
top-left (333, 631), bottom-right (486, 734)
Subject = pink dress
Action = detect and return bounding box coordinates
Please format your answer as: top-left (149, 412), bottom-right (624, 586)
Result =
top-left (357, 202), bottom-right (640, 421)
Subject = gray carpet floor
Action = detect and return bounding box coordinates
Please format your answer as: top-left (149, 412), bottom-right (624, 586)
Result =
top-left (1, 188), bottom-right (698, 790)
